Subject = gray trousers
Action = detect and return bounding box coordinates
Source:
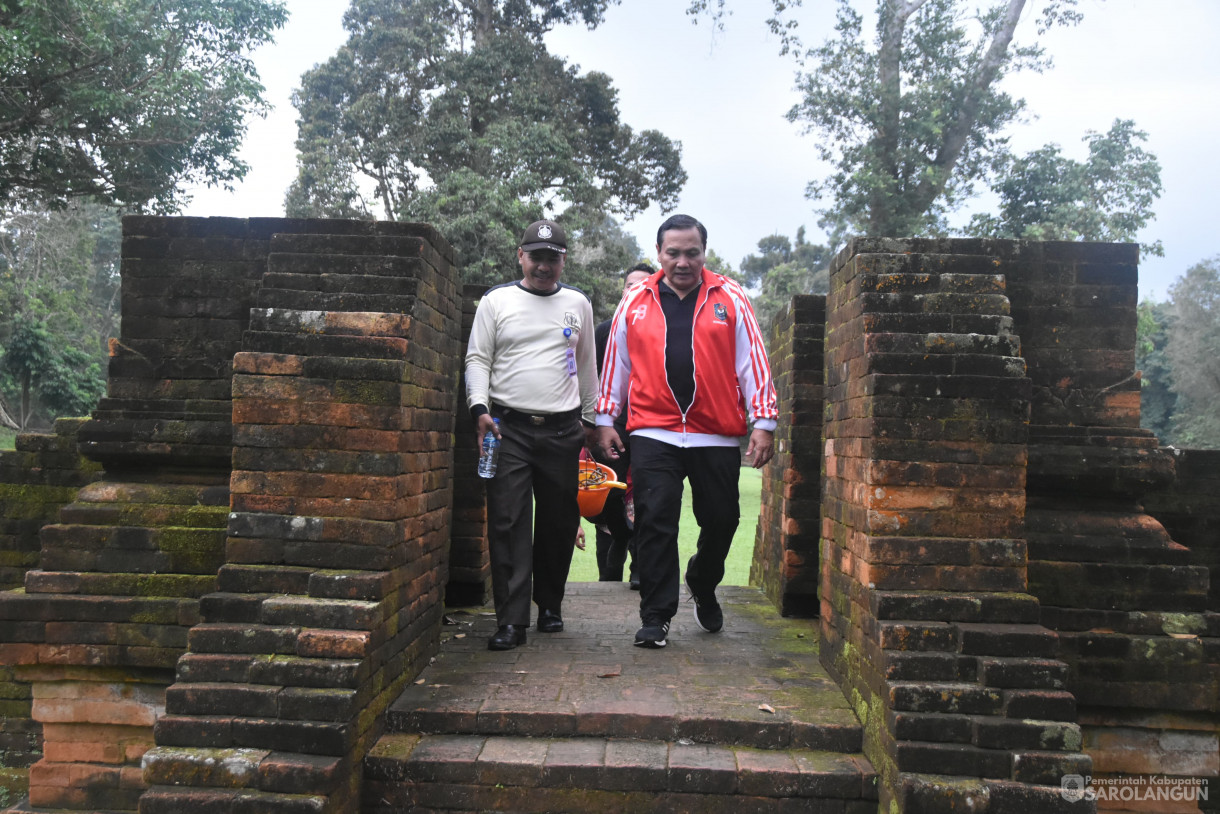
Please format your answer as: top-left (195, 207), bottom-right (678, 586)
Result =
top-left (484, 417), bottom-right (583, 627)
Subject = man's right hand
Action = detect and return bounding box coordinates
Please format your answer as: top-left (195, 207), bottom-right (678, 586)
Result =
top-left (594, 426), bottom-right (624, 460)
top-left (476, 413), bottom-right (500, 456)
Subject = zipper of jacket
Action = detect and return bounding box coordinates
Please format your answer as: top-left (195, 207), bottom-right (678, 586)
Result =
top-left (654, 275), bottom-right (717, 447)
top-left (682, 279), bottom-right (716, 447)
top-left (655, 285), bottom-right (689, 444)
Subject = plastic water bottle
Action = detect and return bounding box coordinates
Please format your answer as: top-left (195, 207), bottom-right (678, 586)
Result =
top-left (478, 418), bottom-right (501, 479)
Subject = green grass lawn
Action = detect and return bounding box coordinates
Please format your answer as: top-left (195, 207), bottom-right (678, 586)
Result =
top-left (568, 466), bottom-right (761, 586)
top-left (0, 427), bottom-right (15, 450)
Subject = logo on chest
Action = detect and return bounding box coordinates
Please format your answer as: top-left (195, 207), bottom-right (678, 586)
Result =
top-left (713, 303), bottom-right (729, 323)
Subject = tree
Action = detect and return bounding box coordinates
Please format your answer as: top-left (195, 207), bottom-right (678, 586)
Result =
top-left (0, 316), bottom-right (102, 429)
top-left (286, 0), bottom-right (686, 283)
top-left (1136, 298), bottom-right (1176, 445)
top-left (968, 119), bottom-right (1162, 256)
top-left (1166, 258), bottom-right (1220, 448)
top-left (788, 0), bottom-right (1089, 241)
top-left (690, 0), bottom-right (1091, 244)
top-left (0, 202), bottom-right (118, 429)
top-left (561, 211), bottom-right (645, 320)
top-left (0, 0), bottom-right (288, 212)
top-left (704, 249), bottom-right (740, 283)
top-left (738, 227), bottom-right (831, 334)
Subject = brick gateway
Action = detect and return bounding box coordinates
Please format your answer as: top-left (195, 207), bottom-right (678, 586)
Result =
top-left (0, 220), bottom-right (1216, 813)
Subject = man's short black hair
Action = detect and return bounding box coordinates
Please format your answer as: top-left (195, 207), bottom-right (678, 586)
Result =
top-left (628, 262), bottom-right (655, 274)
top-left (656, 214), bottom-right (707, 249)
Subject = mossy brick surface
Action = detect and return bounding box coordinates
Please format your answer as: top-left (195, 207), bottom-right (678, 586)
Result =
top-left (137, 784), bottom-right (330, 814)
top-left (24, 571), bottom-right (216, 598)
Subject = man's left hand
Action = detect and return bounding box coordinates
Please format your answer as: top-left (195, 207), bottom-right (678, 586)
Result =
top-left (746, 428), bottom-right (774, 469)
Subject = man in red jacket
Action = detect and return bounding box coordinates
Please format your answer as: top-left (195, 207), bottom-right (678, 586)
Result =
top-left (594, 214), bottom-right (778, 648)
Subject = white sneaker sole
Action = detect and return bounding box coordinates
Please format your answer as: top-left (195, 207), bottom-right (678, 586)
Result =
top-left (692, 604), bottom-right (719, 633)
top-left (634, 637), bottom-right (667, 648)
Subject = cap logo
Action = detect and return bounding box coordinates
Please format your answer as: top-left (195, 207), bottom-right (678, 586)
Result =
top-left (537, 224), bottom-right (553, 239)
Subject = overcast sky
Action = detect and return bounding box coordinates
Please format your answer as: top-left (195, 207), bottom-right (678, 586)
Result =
top-left (180, 0), bottom-right (1220, 301)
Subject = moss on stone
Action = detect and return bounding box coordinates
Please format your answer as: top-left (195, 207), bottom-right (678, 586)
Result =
top-left (1160, 613), bottom-right (1207, 636)
top-left (0, 767), bottom-right (29, 810)
top-left (0, 483), bottom-right (83, 505)
top-left (334, 379), bottom-right (399, 406)
top-left (156, 526), bottom-right (226, 572)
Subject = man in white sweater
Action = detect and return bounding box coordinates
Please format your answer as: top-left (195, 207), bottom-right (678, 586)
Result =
top-left (465, 220), bottom-right (599, 650)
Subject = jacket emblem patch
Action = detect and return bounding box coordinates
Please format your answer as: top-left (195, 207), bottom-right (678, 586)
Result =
top-left (713, 303), bottom-right (728, 322)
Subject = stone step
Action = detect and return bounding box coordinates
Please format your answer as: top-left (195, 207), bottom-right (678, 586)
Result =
top-left (139, 785), bottom-right (334, 814)
top-left (363, 732), bottom-right (878, 814)
top-left (387, 676), bottom-right (862, 752)
top-left (72, 480), bottom-right (230, 507)
top-left (56, 502), bottom-right (230, 530)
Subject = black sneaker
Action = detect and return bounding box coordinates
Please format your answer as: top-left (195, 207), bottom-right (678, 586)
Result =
top-left (633, 621), bottom-right (669, 648)
top-left (685, 573), bottom-right (723, 633)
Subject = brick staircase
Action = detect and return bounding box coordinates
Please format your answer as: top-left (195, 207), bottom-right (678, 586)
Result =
top-left (0, 475), bottom-right (228, 811)
top-left (363, 583), bottom-right (878, 813)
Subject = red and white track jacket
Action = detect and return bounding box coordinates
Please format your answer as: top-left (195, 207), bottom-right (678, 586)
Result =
top-left (595, 268), bottom-right (778, 446)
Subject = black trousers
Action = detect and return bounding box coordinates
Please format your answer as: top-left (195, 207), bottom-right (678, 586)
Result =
top-left (484, 417), bottom-right (583, 627)
top-left (630, 437), bottom-right (740, 625)
top-left (593, 429), bottom-right (633, 581)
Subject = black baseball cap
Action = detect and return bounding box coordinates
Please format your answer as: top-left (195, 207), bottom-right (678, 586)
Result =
top-left (520, 220), bottom-right (567, 253)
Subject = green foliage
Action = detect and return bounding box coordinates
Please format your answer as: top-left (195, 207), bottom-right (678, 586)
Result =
top-left (1166, 258), bottom-right (1220, 448)
top-left (691, 3), bottom-right (1164, 262)
top-left (1, 318), bottom-right (103, 422)
top-left (969, 119), bottom-right (1163, 256)
top-left (0, 202), bottom-right (117, 429)
top-left (740, 227), bottom-right (831, 334)
top-left (286, 0), bottom-right (685, 283)
top-left (561, 212), bottom-right (644, 321)
top-left (703, 249), bottom-right (740, 283)
top-left (1136, 298), bottom-right (1176, 444)
top-left (785, 0), bottom-right (1079, 241)
top-left (0, 0), bottom-right (287, 212)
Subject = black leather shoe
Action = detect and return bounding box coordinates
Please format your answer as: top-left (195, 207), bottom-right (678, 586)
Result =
top-left (536, 609), bottom-right (563, 633)
top-left (488, 625), bottom-right (527, 651)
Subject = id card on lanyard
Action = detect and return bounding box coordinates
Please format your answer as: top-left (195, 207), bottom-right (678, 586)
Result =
top-left (563, 327), bottom-right (577, 376)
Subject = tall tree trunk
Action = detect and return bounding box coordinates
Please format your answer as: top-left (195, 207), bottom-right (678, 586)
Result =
top-left (20, 370), bottom-right (31, 431)
top-left (868, 0), bottom-right (927, 236)
top-left (908, 0), bottom-right (1027, 216)
top-left (471, 0), bottom-right (493, 48)
top-left (0, 395), bottom-right (18, 431)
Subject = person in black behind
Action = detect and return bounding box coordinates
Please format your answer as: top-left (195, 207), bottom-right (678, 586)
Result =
top-left (591, 263), bottom-right (653, 586)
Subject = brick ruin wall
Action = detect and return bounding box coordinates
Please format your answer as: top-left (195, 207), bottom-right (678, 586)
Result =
top-left (1008, 243), bottom-right (1218, 804)
top-left (446, 284), bottom-right (493, 607)
top-left (754, 238), bottom-right (1218, 812)
top-left (753, 294), bottom-right (825, 618)
top-left (1144, 448), bottom-right (1220, 615)
top-left (0, 216), bottom-right (465, 812)
top-left (0, 419), bottom-right (102, 806)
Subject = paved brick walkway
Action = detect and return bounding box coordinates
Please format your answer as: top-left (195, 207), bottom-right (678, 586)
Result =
top-left (390, 582), bottom-right (861, 748)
